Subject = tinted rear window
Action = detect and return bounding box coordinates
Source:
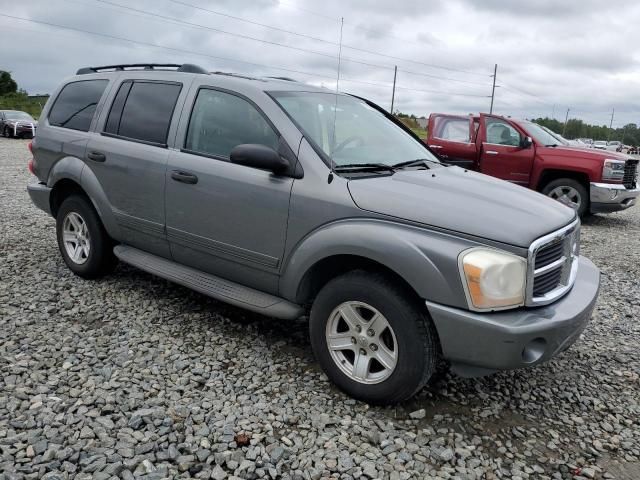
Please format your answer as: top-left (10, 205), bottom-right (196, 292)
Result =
top-left (48, 80), bottom-right (108, 131)
top-left (105, 81), bottom-right (182, 145)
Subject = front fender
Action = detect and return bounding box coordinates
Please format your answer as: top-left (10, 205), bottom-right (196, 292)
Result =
top-left (279, 219), bottom-right (478, 309)
top-left (47, 156), bottom-right (121, 239)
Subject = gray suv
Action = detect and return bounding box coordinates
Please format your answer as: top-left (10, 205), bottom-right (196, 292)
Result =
top-left (27, 63), bottom-right (600, 404)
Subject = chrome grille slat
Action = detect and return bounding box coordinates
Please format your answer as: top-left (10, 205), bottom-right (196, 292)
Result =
top-left (623, 160), bottom-right (638, 189)
top-left (526, 219), bottom-right (580, 306)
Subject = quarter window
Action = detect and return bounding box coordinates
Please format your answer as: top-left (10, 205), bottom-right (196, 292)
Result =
top-left (486, 119), bottom-right (521, 146)
top-left (185, 89), bottom-right (279, 159)
top-left (105, 81), bottom-right (182, 145)
top-left (48, 80), bottom-right (108, 132)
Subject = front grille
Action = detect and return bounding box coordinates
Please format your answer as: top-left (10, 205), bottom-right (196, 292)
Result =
top-left (623, 160), bottom-right (638, 189)
top-left (527, 221), bottom-right (580, 306)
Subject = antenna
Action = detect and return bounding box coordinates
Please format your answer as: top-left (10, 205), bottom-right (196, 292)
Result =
top-left (328, 16), bottom-right (344, 184)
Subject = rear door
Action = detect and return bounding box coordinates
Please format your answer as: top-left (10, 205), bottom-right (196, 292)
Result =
top-left (479, 114), bottom-right (534, 186)
top-left (86, 77), bottom-right (189, 257)
top-left (427, 114), bottom-right (478, 169)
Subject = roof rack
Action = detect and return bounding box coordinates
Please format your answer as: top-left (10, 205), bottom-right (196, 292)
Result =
top-left (76, 63), bottom-right (209, 75)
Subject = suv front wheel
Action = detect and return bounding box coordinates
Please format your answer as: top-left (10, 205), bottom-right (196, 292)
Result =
top-left (542, 178), bottom-right (589, 217)
top-left (56, 195), bottom-right (117, 279)
top-left (309, 270), bottom-right (439, 405)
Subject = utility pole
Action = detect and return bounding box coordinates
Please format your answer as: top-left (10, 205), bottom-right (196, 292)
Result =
top-left (551, 104), bottom-right (555, 120)
top-left (489, 64), bottom-right (497, 114)
top-left (562, 108), bottom-right (570, 136)
top-left (607, 108), bottom-right (615, 141)
top-left (390, 65), bottom-right (397, 114)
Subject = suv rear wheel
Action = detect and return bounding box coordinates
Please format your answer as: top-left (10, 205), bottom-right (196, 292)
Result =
top-left (542, 178), bottom-right (588, 217)
top-left (309, 270), bottom-right (439, 405)
top-left (56, 195), bottom-right (117, 279)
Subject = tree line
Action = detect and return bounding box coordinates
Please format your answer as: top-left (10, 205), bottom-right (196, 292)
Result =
top-left (531, 117), bottom-right (639, 146)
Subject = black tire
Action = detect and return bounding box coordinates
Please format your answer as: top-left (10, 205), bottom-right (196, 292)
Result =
top-left (309, 270), bottom-right (439, 405)
top-left (3, 126), bottom-right (12, 138)
top-left (541, 178), bottom-right (589, 217)
top-left (56, 194), bottom-right (117, 279)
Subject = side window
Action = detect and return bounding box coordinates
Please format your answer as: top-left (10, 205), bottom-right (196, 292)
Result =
top-left (185, 89), bottom-right (279, 159)
top-left (48, 80), bottom-right (108, 131)
top-left (432, 116), bottom-right (470, 142)
top-left (105, 81), bottom-right (182, 145)
top-left (486, 119), bottom-right (521, 146)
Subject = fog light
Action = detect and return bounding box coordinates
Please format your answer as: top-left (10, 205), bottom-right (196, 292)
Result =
top-left (609, 190), bottom-right (619, 200)
top-left (522, 338), bottom-right (546, 364)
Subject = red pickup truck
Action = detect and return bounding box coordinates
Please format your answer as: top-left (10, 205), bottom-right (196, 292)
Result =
top-left (426, 113), bottom-right (639, 216)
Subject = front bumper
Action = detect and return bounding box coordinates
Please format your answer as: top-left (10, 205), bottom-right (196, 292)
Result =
top-left (27, 181), bottom-right (52, 215)
top-left (427, 256), bottom-right (600, 377)
top-left (590, 182), bottom-right (639, 213)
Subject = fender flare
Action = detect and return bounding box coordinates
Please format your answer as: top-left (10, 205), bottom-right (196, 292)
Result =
top-left (279, 219), bottom-right (472, 309)
top-left (47, 156), bottom-right (121, 239)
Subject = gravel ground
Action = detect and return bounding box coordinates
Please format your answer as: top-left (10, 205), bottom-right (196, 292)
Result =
top-left (1, 136), bottom-right (639, 480)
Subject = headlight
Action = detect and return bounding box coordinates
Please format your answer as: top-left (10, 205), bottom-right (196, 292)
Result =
top-left (459, 248), bottom-right (526, 311)
top-left (602, 159), bottom-right (625, 181)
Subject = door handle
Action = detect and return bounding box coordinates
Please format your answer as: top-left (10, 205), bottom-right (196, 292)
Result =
top-left (87, 151), bottom-right (106, 162)
top-left (485, 150), bottom-right (499, 155)
top-left (171, 170), bottom-right (198, 184)
top-left (428, 145), bottom-right (443, 149)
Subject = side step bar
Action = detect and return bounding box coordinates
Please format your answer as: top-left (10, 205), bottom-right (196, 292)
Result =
top-left (113, 245), bottom-right (304, 320)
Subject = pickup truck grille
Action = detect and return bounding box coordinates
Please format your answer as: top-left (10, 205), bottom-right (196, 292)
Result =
top-left (623, 160), bottom-right (638, 189)
top-left (526, 220), bottom-right (580, 306)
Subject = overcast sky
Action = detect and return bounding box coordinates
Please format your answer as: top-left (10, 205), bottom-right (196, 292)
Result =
top-left (3, 0), bottom-right (640, 127)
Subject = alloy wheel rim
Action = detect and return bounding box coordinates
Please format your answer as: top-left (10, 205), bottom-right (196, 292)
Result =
top-left (548, 186), bottom-right (582, 211)
top-left (325, 301), bottom-right (398, 385)
top-left (62, 212), bottom-right (90, 265)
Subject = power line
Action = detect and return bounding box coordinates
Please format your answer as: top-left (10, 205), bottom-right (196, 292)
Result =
top-left (87, 0), bottom-right (492, 86)
top-left (0, 14), bottom-right (490, 100)
top-left (169, 0), bottom-right (492, 78)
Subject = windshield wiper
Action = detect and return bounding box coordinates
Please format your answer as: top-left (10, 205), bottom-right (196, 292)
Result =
top-left (392, 158), bottom-right (440, 169)
top-left (545, 144), bottom-right (559, 147)
top-left (334, 163), bottom-right (397, 173)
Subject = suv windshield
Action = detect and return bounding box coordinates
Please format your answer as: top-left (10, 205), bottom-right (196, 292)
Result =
top-left (522, 121), bottom-right (562, 146)
top-left (270, 91), bottom-right (439, 168)
top-left (6, 111), bottom-right (34, 121)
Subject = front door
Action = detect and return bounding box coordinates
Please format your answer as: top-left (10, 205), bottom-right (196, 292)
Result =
top-left (427, 114), bottom-right (478, 170)
top-left (165, 87), bottom-right (295, 294)
top-left (479, 114), bottom-right (534, 186)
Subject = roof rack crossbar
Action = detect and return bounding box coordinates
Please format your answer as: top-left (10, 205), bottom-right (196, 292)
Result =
top-left (76, 63), bottom-right (209, 75)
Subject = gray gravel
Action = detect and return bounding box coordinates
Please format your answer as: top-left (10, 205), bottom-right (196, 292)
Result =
top-left (1, 136), bottom-right (639, 480)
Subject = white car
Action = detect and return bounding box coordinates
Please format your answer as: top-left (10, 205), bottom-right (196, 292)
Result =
top-left (606, 141), bottom-right (622, 152)
top-left (593, 140), bottom-right (607, 150)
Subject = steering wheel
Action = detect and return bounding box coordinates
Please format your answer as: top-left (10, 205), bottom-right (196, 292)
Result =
top-left (332, 135), bottom-right (365, 155)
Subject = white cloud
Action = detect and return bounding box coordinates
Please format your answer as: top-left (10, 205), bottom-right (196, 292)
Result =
top-left (1, 0), bottom-right (638, 126)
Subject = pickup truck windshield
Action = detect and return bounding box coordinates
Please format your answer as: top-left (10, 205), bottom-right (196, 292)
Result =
top-left (271, 91), bottom-right (439, 168)
top-left (522, 121), bottom-right (562, 146)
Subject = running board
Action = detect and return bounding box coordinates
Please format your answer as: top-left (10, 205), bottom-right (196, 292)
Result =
top-left (113, 245), bottom-right (303, 320)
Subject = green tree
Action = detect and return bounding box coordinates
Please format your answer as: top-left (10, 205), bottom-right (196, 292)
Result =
top-left (0, 71), bottom-right (17, 96)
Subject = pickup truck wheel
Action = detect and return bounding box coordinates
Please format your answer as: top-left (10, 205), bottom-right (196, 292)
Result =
top-left (56, 195), bottom-right (117, 279)
top-left (309, 270), bottom-right (439, 405)
top-left (542, 178), bottom-right (588, 217)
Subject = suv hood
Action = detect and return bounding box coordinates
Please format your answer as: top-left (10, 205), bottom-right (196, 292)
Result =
top-left (347, 167), bottom-right (575, 248)
top-left (537, 145), bottom-right (628, 160)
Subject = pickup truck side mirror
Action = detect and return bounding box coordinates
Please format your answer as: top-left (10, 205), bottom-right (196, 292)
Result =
top-left (230, 144), bottom-right (291, 175)
top-left (520, 136), bottom-right (533, 149)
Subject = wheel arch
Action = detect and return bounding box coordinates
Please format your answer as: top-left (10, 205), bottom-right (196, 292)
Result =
top-left (279, 220), bottom-right (471, 310)
top-left (536, 168), bottom-right (590, 192)
top-left (47, 156), bottom-right (121, 239)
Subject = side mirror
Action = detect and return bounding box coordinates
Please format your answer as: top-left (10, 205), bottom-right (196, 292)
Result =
top-left (230, 144), bottom-right (290, 174)
top-left (520, 136), bottom-right (533, 149)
